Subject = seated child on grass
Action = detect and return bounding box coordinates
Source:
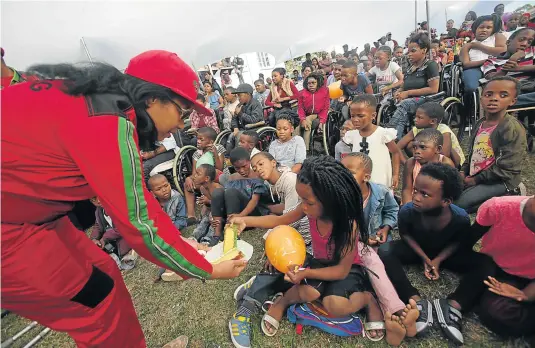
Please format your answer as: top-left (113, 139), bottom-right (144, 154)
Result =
top-left (397, 102), bottom-right (465, 168)
top-left (148, 174), bottom-right (187, 230)
top-left (464, 195), bottom-right (535, 338)
top-left (457, 77), bottom-right (526, 213)
top-left (184, 127), bottom-right (226, 225)
top-left (379, 163), bottom-right (496, 344)
top-left (227, 156), bottom-right (417, 347)
top-left (334, 120), bottom-right (355, 161)
top-left (402, 129), bottom-right (455, 205)
top-left (268, 114), bottom-right (306, 173)
top-left (191, 164), bottom-right (222, 243)
top-left (343, 95), bottom-right (400, 189)
top-left (89, 197), bottom-right (132, 260)
top-left (341, 152), bottom-right (399, 247)
top-left (209, 147), bottom-right (269, 246)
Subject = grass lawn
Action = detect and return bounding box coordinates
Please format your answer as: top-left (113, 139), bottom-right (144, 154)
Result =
top-left (2, 145), bottom-right (535, 348)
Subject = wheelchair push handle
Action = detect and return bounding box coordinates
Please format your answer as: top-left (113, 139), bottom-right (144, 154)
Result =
top-left (244, 121), bottom-right (268, 130)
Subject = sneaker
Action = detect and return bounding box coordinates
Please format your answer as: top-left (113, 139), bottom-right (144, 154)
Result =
top-left (229, 314), bottom-right (251, 348)
top-left (208, 235), bottom-right (221, 247)
top-left (233, 276), bottom-right (257, 301)
top-left (434, 299), bottom-right (463, 344)
top-left (415, 299), bottom-right (433, 334)
top-left (161, 270), bottom-right (184, 282)
top-left (187, 217), bottom-right (198, 227)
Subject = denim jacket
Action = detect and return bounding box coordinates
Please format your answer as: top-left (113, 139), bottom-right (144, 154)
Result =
top-left (365, 183), bottom-right (399, 239)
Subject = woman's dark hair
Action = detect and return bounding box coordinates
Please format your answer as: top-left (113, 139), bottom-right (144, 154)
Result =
top-left (26, 62), bottom-right (189, 151)
top-left (376, 46), bottom-right (392, 59)
top-left (509, 27), bottom-right (535, 41)
top-left (466, 11), bottom-right (477, 21)
top-left (275, 113), bottom-right (295, 126)
top-left (251, 151), bottom-right (279, 167)
top-left (472, 15), bottom-right (502, 35)
top-left (418, 102), bottom-right (445, 122)
top-left (229, 147), bottom-right (250, 164)
top-left (303, 72), bottom-right (324, 92)
top-left (301, 65), bottom-right (312, 74)
top-left (272, 67), bottom-right (286, 77)
top-left (419, 163), bottom-right (463, 201)
top-left (196, 93), bottom-right (206, 103)
top-left (409, 33), bottom-right (431, 50)
top-left (311, 57), bottom-right (319, 64)
top-left (203, 81), bottom-right (213, 88)
top-left (297, 155), bottom-right (368, 263)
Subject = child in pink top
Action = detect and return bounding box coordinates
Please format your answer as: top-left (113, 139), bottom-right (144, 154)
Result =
top-left (467, 195), bottom-right (535, 337)
top-left (230, 156), bottom-right (418, 345)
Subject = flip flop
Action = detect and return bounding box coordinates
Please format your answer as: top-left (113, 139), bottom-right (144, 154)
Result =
top-left (261, 313), bottom-right (280, 337)
top-left (364, 321), bottom-right (386, 342)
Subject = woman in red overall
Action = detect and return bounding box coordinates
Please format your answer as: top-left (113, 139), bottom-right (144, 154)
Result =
top-left (1, 50), bottom-right (247, 347)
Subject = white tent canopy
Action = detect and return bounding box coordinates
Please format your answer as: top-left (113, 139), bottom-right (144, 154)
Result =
top-left (1, 0), bottom-right (529, 70)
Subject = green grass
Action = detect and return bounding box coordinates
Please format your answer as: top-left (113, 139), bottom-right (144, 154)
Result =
top-left (2, 146), bottom-right (535, 348)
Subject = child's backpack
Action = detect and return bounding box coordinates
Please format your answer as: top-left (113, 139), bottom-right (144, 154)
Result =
top-left (286, 301), bottom-right (363, 337)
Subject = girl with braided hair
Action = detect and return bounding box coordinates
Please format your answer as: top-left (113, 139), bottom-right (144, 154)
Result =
top-left (228, 156), bottom-right (394, 346)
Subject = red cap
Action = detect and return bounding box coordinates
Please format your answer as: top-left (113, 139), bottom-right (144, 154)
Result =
top-left (125, 50), bottom-right (210, 115)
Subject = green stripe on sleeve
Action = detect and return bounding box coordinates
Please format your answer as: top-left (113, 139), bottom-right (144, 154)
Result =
top-left (117, 118), bottom-right (210, 279)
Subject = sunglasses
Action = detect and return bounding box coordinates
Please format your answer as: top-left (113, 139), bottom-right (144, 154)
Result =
top-left (171, 99), bottom-right (194, 119)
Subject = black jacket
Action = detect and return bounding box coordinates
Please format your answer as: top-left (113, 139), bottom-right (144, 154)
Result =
top-left (231, 97), bottom-right (264, 129)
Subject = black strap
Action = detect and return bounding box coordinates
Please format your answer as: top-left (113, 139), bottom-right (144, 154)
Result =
top-left (71, 266), bottom-right (114, 308)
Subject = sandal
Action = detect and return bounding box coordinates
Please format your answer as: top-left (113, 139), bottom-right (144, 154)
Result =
top-left (261, 313), bottom-right (280, 337)
top-left (364, 321), bottom-right (386, 342)
top-left (261, 292), bottom-right (283, 313)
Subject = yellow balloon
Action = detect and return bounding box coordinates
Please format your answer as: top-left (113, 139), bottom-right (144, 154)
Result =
top-left (328, 80), bottom-right (344, 99)
top-left (265, 225), bottom-right (306, 273)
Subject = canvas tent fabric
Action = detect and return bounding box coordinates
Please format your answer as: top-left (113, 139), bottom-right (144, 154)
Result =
top-left (0, 1), bottom-right (524, 70)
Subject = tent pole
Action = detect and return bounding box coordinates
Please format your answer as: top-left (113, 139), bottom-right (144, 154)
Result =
top-left (426, 0), bottom-right (432, 60)
top-left (289, 48), bottom-right (294, 60)
top-left (415, 0), bottom-right (418, 31)
top-left (80, 37), bottom-right (94, 65)
top-left (244, 54), bottom-right (253, 85)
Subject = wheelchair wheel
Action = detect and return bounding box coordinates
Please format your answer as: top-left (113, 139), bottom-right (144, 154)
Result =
top-left (377, 101), bottom-right (396, 127)
top-left (172, 145), bottom-right (197, 196)
top-left (256, 126), bottom-right (277, 151)
top-left (323, 119), bottom-right (340, 157)
top-left (440, 97), bottom-right (462, 130)
top-left (215, 129), bottom-right (231, 147)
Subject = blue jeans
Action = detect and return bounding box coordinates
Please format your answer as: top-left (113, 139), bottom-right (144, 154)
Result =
top-left (387, 98), bottom-right (421, 140)
top-left (462, 68), bottom-right (483, 94)
top-left (516, 92), bottom-right (535, 107)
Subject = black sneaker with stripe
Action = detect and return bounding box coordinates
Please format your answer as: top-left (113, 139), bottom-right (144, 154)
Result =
top-left (415, 299), bottom-right (433, 334)
top-left (434, 298), bottom-right (464, 345)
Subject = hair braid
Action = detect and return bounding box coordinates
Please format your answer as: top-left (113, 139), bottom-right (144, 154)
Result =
top-left (298, 156), bottom-right (368, 263)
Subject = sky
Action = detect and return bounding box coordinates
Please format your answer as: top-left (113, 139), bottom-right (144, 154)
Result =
top-left (1, 0), bottom-right (534, 69)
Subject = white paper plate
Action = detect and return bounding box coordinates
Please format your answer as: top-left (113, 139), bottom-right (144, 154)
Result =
top-left (205, 240), bottom-right (254, 263)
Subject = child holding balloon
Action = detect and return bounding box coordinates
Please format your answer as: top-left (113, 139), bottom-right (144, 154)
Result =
top-left (228, 156), bottom-right (416, 348)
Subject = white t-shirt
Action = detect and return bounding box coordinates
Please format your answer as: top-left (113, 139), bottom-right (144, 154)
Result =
top-left (158, 135), bottom-right (178, 152)
top-left (469, 34), bottom-right (497, 62)
top-left (385, 41), bottom-right (395, 51)
top-left (369, 61), bottom-right (401, 92)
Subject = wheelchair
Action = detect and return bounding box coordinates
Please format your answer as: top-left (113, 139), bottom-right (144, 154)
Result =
top-left (508, 96), bottom-right (535, 152)
top-left (376, 91), bottom-right (463, 137)
top-left (215, 121), bottom-right (277, 151)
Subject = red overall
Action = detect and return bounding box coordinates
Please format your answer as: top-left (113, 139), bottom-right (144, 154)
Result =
top-left (1, 80), bottom-right (213, 347)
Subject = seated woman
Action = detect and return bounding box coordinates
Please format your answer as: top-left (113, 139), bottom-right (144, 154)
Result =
top-left (203, 81), bottom-right (224, 111)
top-left (209, 147), bottom-right (269, 246)
top-left (296, 72), bottom-right (330, 151)
top-left (387, 33), bottom-right (440, 139)
top-left (464, 195), bottom-right (535, 338)
top-left (460, 15), bottom-right (506, 120)
top-left (266, 67), bottom-right (299, 127)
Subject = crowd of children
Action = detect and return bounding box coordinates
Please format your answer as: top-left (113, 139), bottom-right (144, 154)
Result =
top-left (73, 7), bottom-right (534, 348)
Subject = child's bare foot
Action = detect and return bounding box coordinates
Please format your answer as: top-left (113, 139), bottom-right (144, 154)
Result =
top-left (385, 312), bottom-right (406, 347)
top-left (401, 299), bottom-right (419, 337)
top-left (262, 295), bottom-right (285, 335)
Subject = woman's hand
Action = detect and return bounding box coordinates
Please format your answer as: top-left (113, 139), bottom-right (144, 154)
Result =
top-left (391, 176), bottom-right (399, 190)
top-left (211, 259), bottom-right (248, 279)
top-left (395, 91), bottom-right (409, 102)
top-left (484, 276), bottom-right (528, 302)
top-left (228, 216), bottom-right (247, 235)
